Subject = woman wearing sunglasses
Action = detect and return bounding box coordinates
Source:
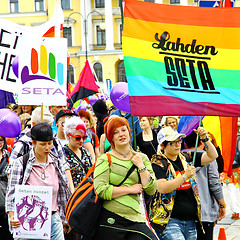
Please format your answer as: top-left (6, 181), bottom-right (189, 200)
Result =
top-left (63, 116), bottom-right (92, 189)
top-left (149, 126), bottom-right (218, 240)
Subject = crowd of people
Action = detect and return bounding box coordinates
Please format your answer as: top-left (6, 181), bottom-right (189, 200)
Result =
top-left (0, 101), bottom-right (239, 240)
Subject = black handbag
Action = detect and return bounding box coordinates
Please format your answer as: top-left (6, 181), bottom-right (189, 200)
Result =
top-left (65, 153), bottom-right (137, 240)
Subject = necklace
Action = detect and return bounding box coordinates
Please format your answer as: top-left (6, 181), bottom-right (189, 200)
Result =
top-left (39, 162), bottom-right (47, 180)
top-left (114, 148), bottom-right (131, 158)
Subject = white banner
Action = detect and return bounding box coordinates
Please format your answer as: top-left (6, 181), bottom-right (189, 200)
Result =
top-left (14, 185), bottom-right (52, 239)
top-left (0, 2), bottom-right (64, 93)
top-left (17, 37), bottom-right (67, 105)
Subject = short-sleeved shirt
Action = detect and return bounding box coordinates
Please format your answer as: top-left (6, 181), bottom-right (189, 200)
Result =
top-left (152, 152), bottom-right (202, 220)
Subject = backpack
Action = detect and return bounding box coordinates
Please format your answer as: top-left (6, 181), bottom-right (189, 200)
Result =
top-left (65, 153), bottom-right (137, 240)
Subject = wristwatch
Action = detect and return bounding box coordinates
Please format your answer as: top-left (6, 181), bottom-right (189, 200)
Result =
top-left (200, 136), bottom-right (209, 142)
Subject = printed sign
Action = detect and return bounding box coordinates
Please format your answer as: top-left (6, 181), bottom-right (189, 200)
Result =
top-left (17, 37), bottom-right (67, 105)
top-left (14, 185), bottom-right (52, 239)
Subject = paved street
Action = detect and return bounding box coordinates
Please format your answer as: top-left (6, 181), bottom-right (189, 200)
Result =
top-left (214, 184), bottom-right (240, 240)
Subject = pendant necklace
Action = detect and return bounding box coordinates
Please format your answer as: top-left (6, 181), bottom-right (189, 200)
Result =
top-left (114, 148), bottom-right (131, 158)
top-left (40, 162), bottom-right (47, 180)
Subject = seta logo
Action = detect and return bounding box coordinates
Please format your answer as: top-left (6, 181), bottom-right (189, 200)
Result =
top-left (21, 44), bottom-right (64, 85)
top-left (152, 31), bottom-right (219, 94)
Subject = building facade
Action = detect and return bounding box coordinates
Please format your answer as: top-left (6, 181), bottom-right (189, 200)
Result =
top-left (0, 0), bottom-right (199, 93)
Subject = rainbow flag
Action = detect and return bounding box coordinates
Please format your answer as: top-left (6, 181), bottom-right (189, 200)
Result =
top-left (122, 0), bottom-right (240, 116)
top-left (202, 116), bottom-right (237, 176)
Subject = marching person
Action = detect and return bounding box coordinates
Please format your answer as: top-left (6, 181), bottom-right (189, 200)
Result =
top-left (5, 122), bottom-right (71, 240)
top-left (94, 116), bottom-right (158, 240)
top-left (149, 126), bottom-right (218, 240)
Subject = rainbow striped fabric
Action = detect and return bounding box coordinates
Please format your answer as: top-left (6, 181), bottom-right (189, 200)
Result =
top-left (122, 0), bottom-right (240, 116)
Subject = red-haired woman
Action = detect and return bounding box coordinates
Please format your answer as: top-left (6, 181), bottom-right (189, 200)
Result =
top-left (94, 116), bottom-right (158, 240)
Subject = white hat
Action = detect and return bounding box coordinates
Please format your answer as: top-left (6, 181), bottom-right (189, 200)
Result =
top-left (157, 126), bottom-right (186, 144)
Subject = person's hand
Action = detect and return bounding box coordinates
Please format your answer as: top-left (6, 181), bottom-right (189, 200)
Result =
top-left (63, 223), bottom-right (72, 234)
top-left (194, 127), bottom-right (208, 139)
top-left (218, 207), bottom-right (226, 221)
top-left (184, 166), bottom-right (196, 180)
top-left (9, 214), bottom-right (21, 228)
top-left (131, 152), bottom-right (144, 169)
top-left (128, 184), bottom-right (143, 194)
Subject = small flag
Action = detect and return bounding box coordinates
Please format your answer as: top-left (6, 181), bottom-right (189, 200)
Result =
top-left (68, 60), bottom-right (99, 109)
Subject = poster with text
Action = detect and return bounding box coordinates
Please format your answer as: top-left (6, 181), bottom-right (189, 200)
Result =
top-left (14, 185), bottom-right (53, 239)
top-left (17, 37), bottom-right (67, 106)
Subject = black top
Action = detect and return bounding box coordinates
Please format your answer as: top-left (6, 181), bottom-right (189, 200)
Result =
top-left (136, 130), bottom-right (158, 160)
top-left (152, 152), bottom-right (202, 221)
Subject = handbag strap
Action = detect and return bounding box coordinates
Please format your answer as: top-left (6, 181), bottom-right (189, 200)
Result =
top-left (106, 152), bottom-right (137, 186)
top-left (116, 164), bottom-right (137, 187)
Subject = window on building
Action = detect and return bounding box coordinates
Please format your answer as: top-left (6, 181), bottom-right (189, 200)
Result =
top-left (120, 24), bottom-right (123, 44)
top-left (95, 0), bottom-right (105, 8)
top-left (35, 0), bottom-right (44, 11)
top-left (63, 27), bottom-right (72, 47)
top-left (118, 61), bottom-right (127, 82)
top-left (93, 62), bottom-right (103, 82)
top-left (67, 65), bottom-right (74, 84)
top-left (170, 0), bottom-right (180, 3)
top-left (96, 26), bottom-right (106, 45)
top-left (145, 0), bottom-right (155, 2)
top-left (61, 0), bottom-right (70, 10)
top-left (10, 0), bottom-right (19, 13)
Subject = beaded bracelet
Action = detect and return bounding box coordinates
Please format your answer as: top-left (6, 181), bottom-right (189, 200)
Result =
top-left (219, 204), bottom-right (226, 209)
top-left (138, 166), bottom-right (147, 173)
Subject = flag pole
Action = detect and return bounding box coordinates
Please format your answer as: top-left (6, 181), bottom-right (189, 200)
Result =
top-left (41, 103), bottom-right (43, 122)
top-left (192, 116), bottom-right (203, 166)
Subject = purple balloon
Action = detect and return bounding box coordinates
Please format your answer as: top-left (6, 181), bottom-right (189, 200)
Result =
top-left (89, 95), bottom-right (98, 105)
top-left (75, 105), bottom-right (87, 113)
top-left (110, 82), bottom-right (131, 113)
top-left (12, 56), bottom-right (19, 78)
top-left (0, 109), bottom-right (21, 138)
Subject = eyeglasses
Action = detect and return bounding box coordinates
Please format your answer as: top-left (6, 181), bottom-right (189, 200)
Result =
top-left (69, 133), bottom-right (87, 141)
top-left (167, 139), bottom-right (182, 146)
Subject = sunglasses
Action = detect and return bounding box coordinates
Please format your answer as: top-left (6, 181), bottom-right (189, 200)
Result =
top-left (167, 139), bottom-right (182, 146)
top-left (69, 133), bottom-right (87, 141)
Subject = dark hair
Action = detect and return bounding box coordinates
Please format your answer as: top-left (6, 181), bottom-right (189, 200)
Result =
top-left (162, 140), bottom-right (169, 148)
top-left (31, 122), bottom-right (53, 142)
top-left (0, 135), bottom-right (7, 150)
top-left (184, 131), bottom-right (200, 148)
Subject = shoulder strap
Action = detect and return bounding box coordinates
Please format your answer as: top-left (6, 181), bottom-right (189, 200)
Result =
top-left (105, 152), bottom-right (135, 186)
top-left (53, 138), bottom-right (58, 150)
top-left (18, 140), bottom-right (30, 155)
top-left (105, 152), bottom-right (111, 166)
top-left (22, 152), bottom-right (30, 176)
top-left (116, 164), bottom-right (137, 187)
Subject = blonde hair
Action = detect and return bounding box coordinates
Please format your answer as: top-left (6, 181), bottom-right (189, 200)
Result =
top-left (19, 113), bottom-right (31, 125)
top-left (31, 107), bottom-right (54, 125)
top-left (164, 116), bottom-right (179, 126)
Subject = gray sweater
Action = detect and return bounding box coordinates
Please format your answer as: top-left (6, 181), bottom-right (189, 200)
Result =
top-left (196, 160), bottom-right (223, 222)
